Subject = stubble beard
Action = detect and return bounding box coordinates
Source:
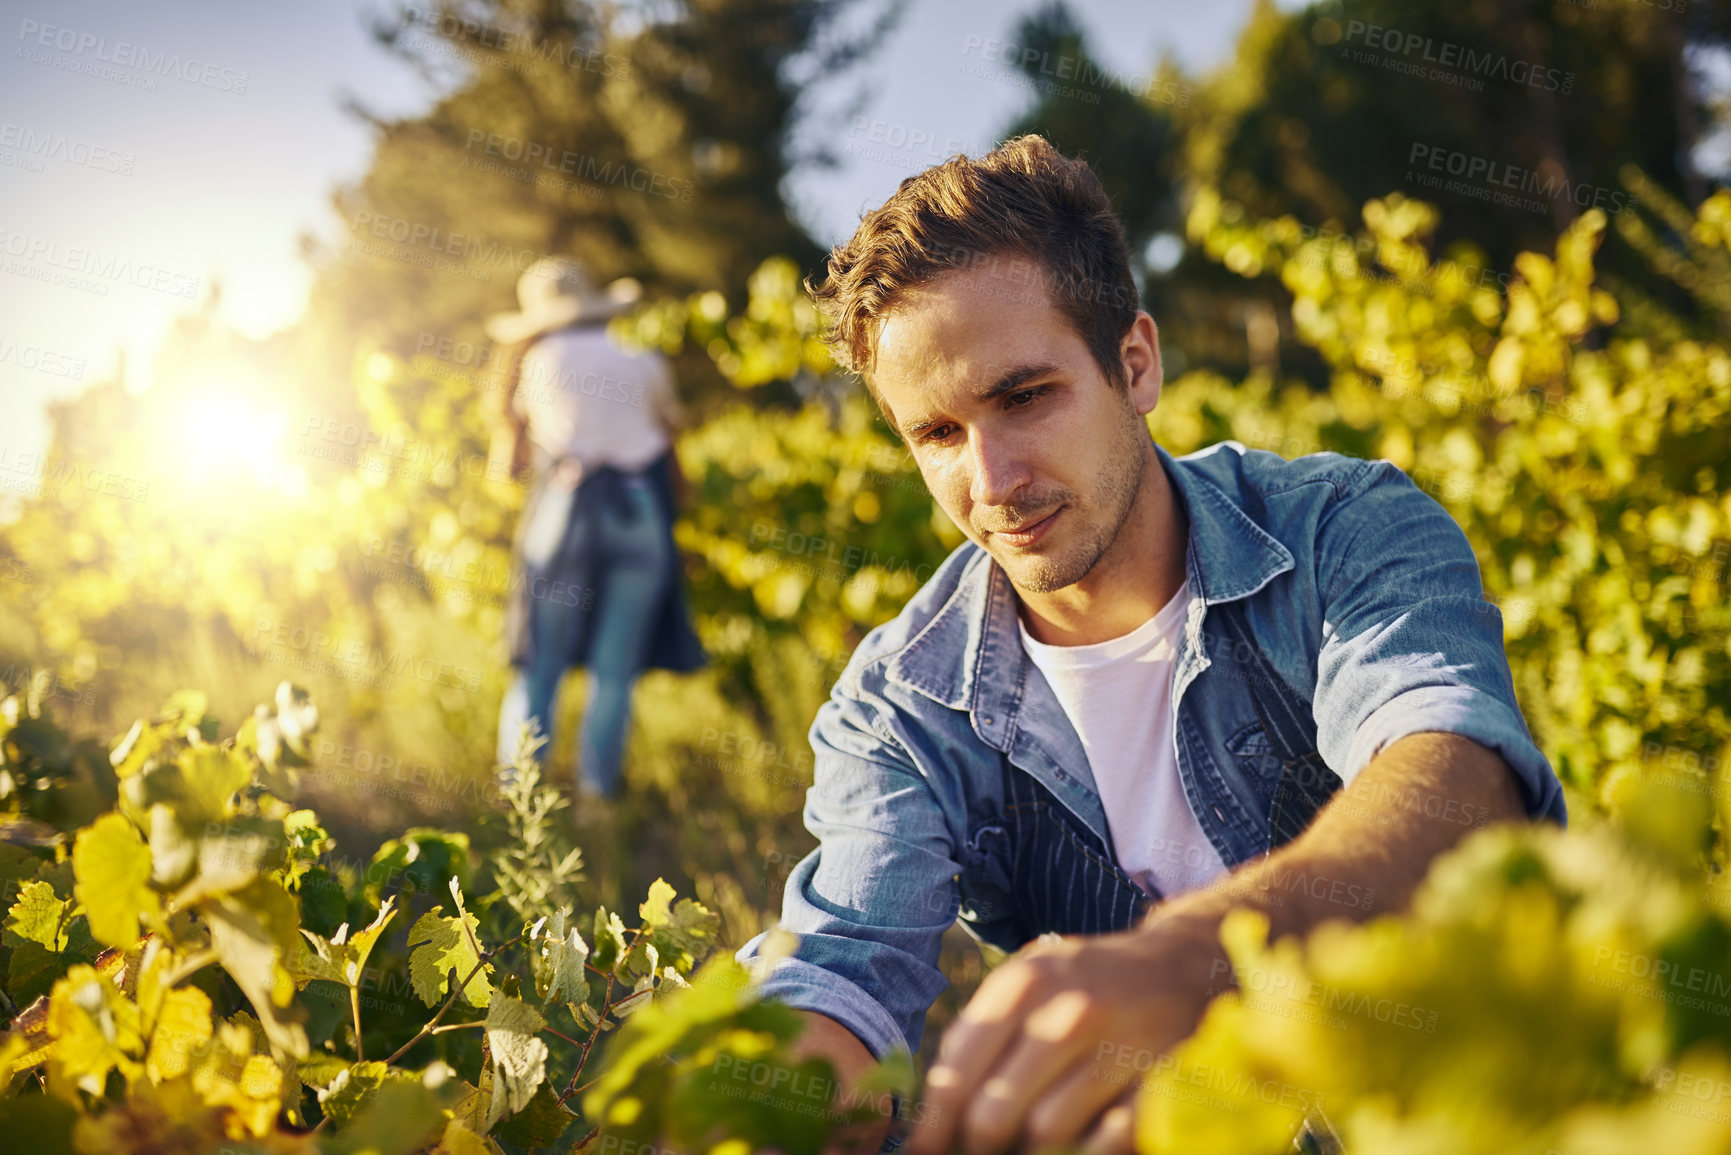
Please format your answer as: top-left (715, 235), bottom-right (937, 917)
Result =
top-left (995, 413), bottom-right (1151, 595)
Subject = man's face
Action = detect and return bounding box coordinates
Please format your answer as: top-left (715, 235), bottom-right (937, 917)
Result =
top-left (871, 256), bottom-right (1162, 594)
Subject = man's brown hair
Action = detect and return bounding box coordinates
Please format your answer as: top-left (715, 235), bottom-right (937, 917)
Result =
top-left (808, 134), bottom-right (1140, 404)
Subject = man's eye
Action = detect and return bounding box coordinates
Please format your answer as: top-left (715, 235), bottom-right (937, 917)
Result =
top-left (1006, 386), bottom-right (1050, 409)
top-left (920, 424), bottom-right (957, 443)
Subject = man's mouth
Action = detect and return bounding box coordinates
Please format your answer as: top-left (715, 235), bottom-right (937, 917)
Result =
top-left (990, 506), bottom-right (1062, 548)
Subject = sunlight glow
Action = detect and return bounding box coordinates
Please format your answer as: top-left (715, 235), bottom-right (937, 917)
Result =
top-left (167, 384), bottom-right (296, 492)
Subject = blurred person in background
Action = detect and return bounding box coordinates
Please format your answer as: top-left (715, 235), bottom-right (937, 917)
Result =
top-left (486, 257), bottom-right (705, 806)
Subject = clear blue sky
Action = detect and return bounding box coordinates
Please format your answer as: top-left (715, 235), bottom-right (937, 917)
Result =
top-left (0, 0), bottom-right (1275, 471)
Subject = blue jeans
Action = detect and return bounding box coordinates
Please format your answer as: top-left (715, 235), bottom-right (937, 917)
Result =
top-left (497, 474), bottom-right (671, 795)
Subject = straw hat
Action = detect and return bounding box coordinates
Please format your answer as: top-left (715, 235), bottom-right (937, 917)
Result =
top-left (485, 257), bottom-right (643, 343)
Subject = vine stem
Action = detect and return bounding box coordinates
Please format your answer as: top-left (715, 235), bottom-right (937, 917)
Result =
top-left (382, 931), bottom-right (524, 1067)
top-left (557, 926), bottom-right (645, 1107)
top-left (351, 982), bottom-right (365, 1062)
top-left (426, 1019), bottom-right (584, 1049)
top-left (542, 1024), bottom-right (585, 1048)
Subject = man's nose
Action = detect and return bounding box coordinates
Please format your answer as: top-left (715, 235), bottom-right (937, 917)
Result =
top-left (966, 428), bottom-right (1030, 509)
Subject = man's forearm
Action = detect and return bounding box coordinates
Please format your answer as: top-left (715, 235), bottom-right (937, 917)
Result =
top-left (788, 1010), bottom-right (894, 1152)
top-left (1156, 730), bottom-right (1528, 948)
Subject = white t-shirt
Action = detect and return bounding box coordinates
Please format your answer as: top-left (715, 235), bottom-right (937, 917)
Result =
top-left (1017, 578), bottom-right (1229, 899)
top-left (514, 325), bottom-right (683, 471)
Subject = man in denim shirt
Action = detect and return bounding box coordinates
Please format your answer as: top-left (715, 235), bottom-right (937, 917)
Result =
top-left (737, 135), bottom-right (1565, 1154)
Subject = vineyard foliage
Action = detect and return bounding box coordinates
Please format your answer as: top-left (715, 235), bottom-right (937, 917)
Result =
top-left (1126, 182), bottom-right (1731, 1151)
top-left (3, 150), bottom-right (1731, 1149)
top-left (0, 680), bottom-right (910, 1152)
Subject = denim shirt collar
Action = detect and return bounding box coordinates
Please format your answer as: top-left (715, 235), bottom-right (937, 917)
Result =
top-left (884, 441), bottom-right (1297, 754)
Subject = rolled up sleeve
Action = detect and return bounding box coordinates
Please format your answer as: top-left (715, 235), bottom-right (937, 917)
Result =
top-left (735, 691), bottom-right (958, 1059)
top-left (1312, 461), bottom-right (1566, 825)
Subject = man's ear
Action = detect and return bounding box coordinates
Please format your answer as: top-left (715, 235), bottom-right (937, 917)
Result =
top-left (1124, 312), bottom-right (1163, 416)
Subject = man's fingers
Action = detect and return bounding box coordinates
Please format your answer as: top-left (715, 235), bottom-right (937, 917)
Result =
top-left (1020, 1042), bottom-right (1136, 1151)
top-left (905, 1017), bottom-right (1020, 1155)
top-left (1078, 1096), bottom-right (1137, 1155)
top-left (951, 1028), bottom-right (1087, 1153)
top-left (905, 963), bottom-right (1048, 1155)
top-left (950, 989), bottom-right (1116, 1151)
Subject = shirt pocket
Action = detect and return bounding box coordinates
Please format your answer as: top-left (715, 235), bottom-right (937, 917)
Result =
top-left (955, 819), bottom-right (1021, 950)
top-left (1226, 719), bottom-right (1284, 798)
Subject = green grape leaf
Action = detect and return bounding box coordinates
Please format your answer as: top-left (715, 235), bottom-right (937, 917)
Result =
top-left (5, 940), bottom-right (64, 1005)
top-left (299, 978), bottom-right (351, 1050)
top-left (281, 808), bottom-right (334, 889)
top-left (341, 897), bottom-right (398, 982)
top-left (435, 1117), bottom-right (498, 1155)
top-left (591, 906), bottom-right (629, 971)
top-left (72, 812), bottom-right (159, 948)
top-left (298, 1047), bottom-right (351, 1095)
top-left (407, 905), bottom-right (493, 1008)
top-left (143, 985), bottom-right (213, 1082)
top-left (109, 718), bottom-right (169, 781)
top-left (189, 815), bottom-right (291, 899)
top-left (482, 994), bottom-right (548, 1129)
top-left (319, 1059), bottom-right (413, 1129)
top-left (295, 897), bottom-right (398, 991)
top-left (321, 1078), bottom-right (452, 1155)
top-left (365, 830), bottom-right (472, 906)
top-left (4, 879), bottom-right (72, 951)
top-left (639, 878), bottom-right (720, 973)
top-left (493, 1082), bottom-right (577, 1148)
top-left (291, 934), bottom-right (345, 987)
top-left (175, 745), bottom-right (252, 823)
top-left (46, 962), bottom-right (144, 1094)
top-left (530, 909), bottom-right (590, 1008)
top-left (0, 842), bottom-right (45, 889)
top-left (449, 1075), bottom-right (492, 1136)
top-left (583, 955), bottom-right (831, 1153)
top-left (203, 876), bottom-right (308, 1059)
top-left (32, 857), bottom-right (76, 897)
top-left (611, 981), bottom-right (654, 1019)
top-left (294, 864), bottom-right (350, 938)
top-left (159, 689), bottom-right (210, 727)
top-left (146, 804), bottom-right (199, 889)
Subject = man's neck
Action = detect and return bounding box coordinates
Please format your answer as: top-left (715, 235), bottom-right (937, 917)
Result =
top-left (1016, 450), bottom-right (1189, 647)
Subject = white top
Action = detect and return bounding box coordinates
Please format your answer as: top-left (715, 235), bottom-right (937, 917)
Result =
top-left (513, 325), bottom-right (683, 471)
top-left (1017, 578), bottom-right (1229, 899)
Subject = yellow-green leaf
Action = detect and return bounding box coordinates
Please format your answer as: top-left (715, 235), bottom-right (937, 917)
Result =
top-left (4, 879), bottom-right (73, 951)
top-left (204, 877), bottom-right (308, 1059)
top-left (530, 909), bottom-right (590, 1008)
top-left (145, 986), bottom-right (214, 1082)
top-left (482, 995), bottom-right (547, 1130)
top-left (72, 813), bottom-right (159, 948)
top-left (407, 906), bottom-right (492, 1009)
top-left (639, 878), bottom-right (719, 971)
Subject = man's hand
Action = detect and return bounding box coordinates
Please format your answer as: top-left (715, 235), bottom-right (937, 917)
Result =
top-left (775, 1010), bottom-right (894, 1155)
top-left (905, 731), bottom-right (1530, 1154)
top-left (905, 914), bottom-right (1222, 1155)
